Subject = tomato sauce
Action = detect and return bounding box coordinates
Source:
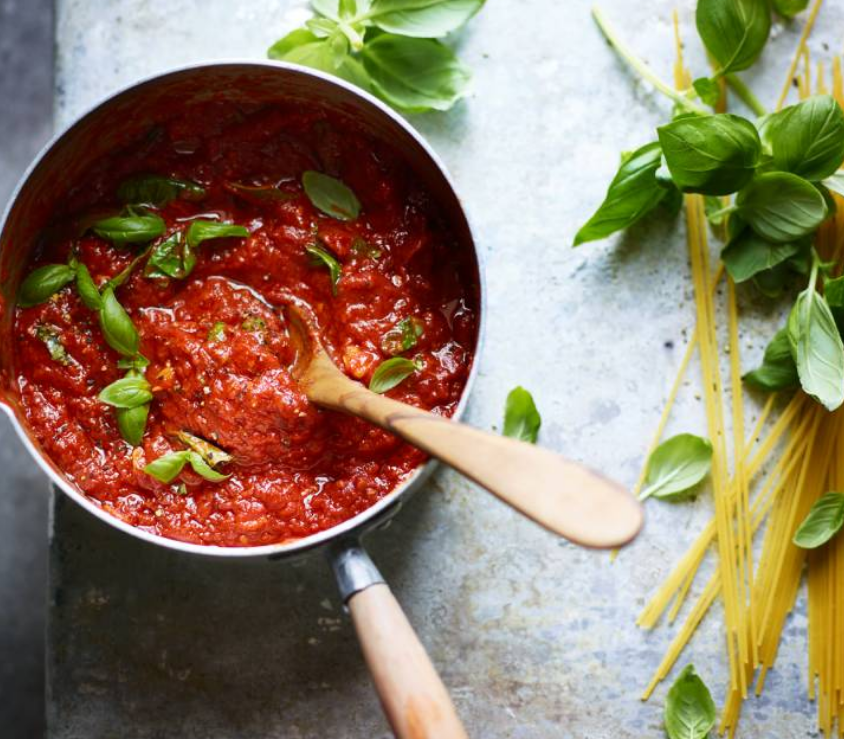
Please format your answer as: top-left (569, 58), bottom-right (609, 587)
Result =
top-left (13, 103), bottom-right (478, 546)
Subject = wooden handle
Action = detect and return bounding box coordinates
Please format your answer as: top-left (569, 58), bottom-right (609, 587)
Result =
top-left (307, 370), bottom-right (643, 548)
top-left (348, 583), bottom-right (468, 739)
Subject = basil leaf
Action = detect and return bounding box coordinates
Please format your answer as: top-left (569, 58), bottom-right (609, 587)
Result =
top-left (773, 0), bottom-right (810, 18)
top-left (696, 0), bottom-right (770, 75)
top-left (721, 229), bottom-right (802, 282)
top-left (693, 77), bottom-right (721, 108)
top-left (657, 114), bottom-right (761, 195)
top-left (18, 264), bottom-right (76, 307)
top-left (117, 174), bottom-right (205, 207)
top-left (502, 386), bottom-right (541, 444)
top-left (381, 316), bottom-right (424, 355)
top-left (144, 451), bottom-right (191, 484)
top-left (225, 181), bottom-right (297, 202)
top-left (116, 403), bottom-right (149, 446)
top-left (74, 262), bottom-right (103, 310)
top-left (307, 17), bottom-right (339, 37)
top-left (99, 287), bottom-right (140, 357)
top-left (787, 283), bottom-right (844, 411)
top-left (736, 172), bottom-right (828, 242)
top-left (639, 433), bottom-right (713, 501)
top-left (369, 356), bottom-right (421, 393)
top-left (366, 0), bottom-right (485, 38)
top-left (145, 231), bottom-right (194, 279)
top-left (752, 261), bottom-right (794, 298)
top-left (362, 34), bottom-right (470, 113)
top-left (105, 245), bottom-right (153, 290)
top-left (822, 170), bottom-right (844, 197)
top-left (268, 28), bottom-right (321, 57)
top-left (302, 171), bottom-right (361, 221)
top-left (824, 274), bottom-right (844, 333)
top-left (664, 665), bottom-right (717, 739)
top-left (35, 324), bottom-right (71, 366)
top-left (186, 220), bottom-right (249, 248)
top-left (574, 142), bottom-right (666, 245)
top-left (207, 322), bottom-right (227, 342)
top-left (793, 492), bottom-right (844, 549)
top-left (176, 431), bottom-right (232, 468)
top-left (765, 96), bottom-right (844, 181)
top-left (268, 32), bottom-right (372, 90)
top-left (117, 354), bottom-right (150, 370)
top-left (98, 375), bottom-right (153, 409)
top-left (92, 214), bottom-right (166, 245)
top-left (186, 452), bottom-right (230, 482)
top-left (305, 244), bottom-right (343, 294)
top-left (744, 328), bottom-right (799, 391)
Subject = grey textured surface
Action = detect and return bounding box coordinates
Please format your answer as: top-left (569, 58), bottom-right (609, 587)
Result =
top-left (45, 1), bottom-right (844, 737)
top-left (0, 0), bottom-right (54, 736)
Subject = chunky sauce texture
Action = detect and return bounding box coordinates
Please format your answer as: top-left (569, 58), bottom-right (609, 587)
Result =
top-left (13, 103), bottom-right (478, 546)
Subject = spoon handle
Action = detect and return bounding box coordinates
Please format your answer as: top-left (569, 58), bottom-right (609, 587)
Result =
top-left (310, 378), bottom-right (643, 549)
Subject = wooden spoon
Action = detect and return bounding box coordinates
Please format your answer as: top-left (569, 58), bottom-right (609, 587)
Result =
top-left (286, 304), bottom-right (644, 549)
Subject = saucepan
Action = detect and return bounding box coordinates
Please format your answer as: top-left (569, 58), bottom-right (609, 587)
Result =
top-left (0, 62), bottom-right (642, 738)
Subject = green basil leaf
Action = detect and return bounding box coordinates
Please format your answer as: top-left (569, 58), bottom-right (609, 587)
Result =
top-left (773, 0), bottom-right (810, 18)
top-left (369, 356), bottom-right (421, 393)
top-left (765, 96), bottom-right (844, 181)
top-left (381, 316), bottom-right (424, 355)
top-left (186, 452), bottom-right (230, 482)
top-left (207, 322), bottom-right (227, 343)
top-left (35, 324), bottom-right (71, 366)
top-left (116, 403), bottom-right (149, 446)
top-left (117, 354), bottom-right (150, 370)
top-left (696, 0), bottom-right (770, 75)
top-left (639, 433), bottom-right (713, 501)
top-left (105, 245), bottom-right (153, 290)
top-left (302, 171), bottom-right (361, 221)
top-left (74, 262), bottom-right (103, 310)
top-left (306, 244), bottom-right (343, 294)
top-left (752, 260), bottom-right (795, 298)
top-left (366, 0), bottom-right (485, 38)
top-left (307, 17), bottom-right (339, 38)
top-left (225, 182), bottom-right (298, 202)
top-left (574, 142), bottom-right (666, 245)
top-left (824, 274), bottom-right (844, 334)
top-left (98, 375), bottom-right (153, 409)
top-left (693, 77), bottom-right (721, 108)
top-left (657, 114), bottom-right (761, 195)
top-left (822, 170), bottom-right (844, 197)
top-left (186, 220), bottom-right (249, 248)
top-left (721, 229), bottom-right (802, 282)
top-left (177, 431), bottom-right (232, 468)
top-left (99, 287), bottom-right (140, 357)
top-left (268, 28), bottom-right (321, 57)
top-left (145, 231), bottom-right (195, 280)
top-left (117, 174), bottom-right (206, 207)
top-left (744, 328), bottom-right (799, 391)
top-left (144, 451), bottom-right (191, 484)
top-left (362, 34), bottom-right (470, 113)
top-left (18, 264), bottom-right (76, 308)
top-left (793, 492), bottom-right (844, 548)
top-left (311, 0), bottom-right (371, 20)
top-left (502, 386), bottom-right (541, 444)
top-left (664, 665), bottom-right (717, 739)
top-left (736, 172), bottom-right (828, 242)
top-left (268, 32), bottom-right (372, 90)
top-left (787, 284), bottom-right (844, 410)
top-left (92, 214), bottom-right (166, 245)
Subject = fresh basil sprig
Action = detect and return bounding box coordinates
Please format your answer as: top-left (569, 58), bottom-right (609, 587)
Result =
top-left (186, 220), bottom-right (249, 248)
top-left (98, 374), bottom-right (153, 408)
top-left (664, 664), bottom-right (717, 739)
top-left (639, 433), bottom-right (713, 502)
top-left (17, 264), bottom-right (76, 307)
top-left (369, 356), bottom-right (423, 393)
top-left (381, 316), bottom-right (424, 355)
top-left (117, 174), bottom-right (206, 207)
top-left (502, 386), bottom-right (541, 444)
top-left (793, 492), bottom-right (844, 549)
top-left (720, 228), bottom-right (803, 283)
top-left (99, 287), bottom-right (140, 357)
top-left (144, 450), bottom-right (229, 484)
top-left (696, 0), bottom-right (770, 77)
top-left (116, 403), bottom-right (150, 447)
top-left (268, 0), bottom-right (483, 114)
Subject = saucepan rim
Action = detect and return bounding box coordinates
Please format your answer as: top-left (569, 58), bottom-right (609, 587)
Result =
top-left (0, 59), bottom-right (486, 560)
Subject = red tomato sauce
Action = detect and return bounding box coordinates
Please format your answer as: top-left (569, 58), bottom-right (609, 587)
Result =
top-left (12, 103), bottom-right (479, 546)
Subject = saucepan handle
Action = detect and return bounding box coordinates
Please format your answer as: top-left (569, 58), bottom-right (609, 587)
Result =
top-left (328, 539), bottom-right (468, 739)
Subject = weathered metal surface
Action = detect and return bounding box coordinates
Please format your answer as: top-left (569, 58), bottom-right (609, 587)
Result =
top-left (48, 0), bottom-right (844, 736)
